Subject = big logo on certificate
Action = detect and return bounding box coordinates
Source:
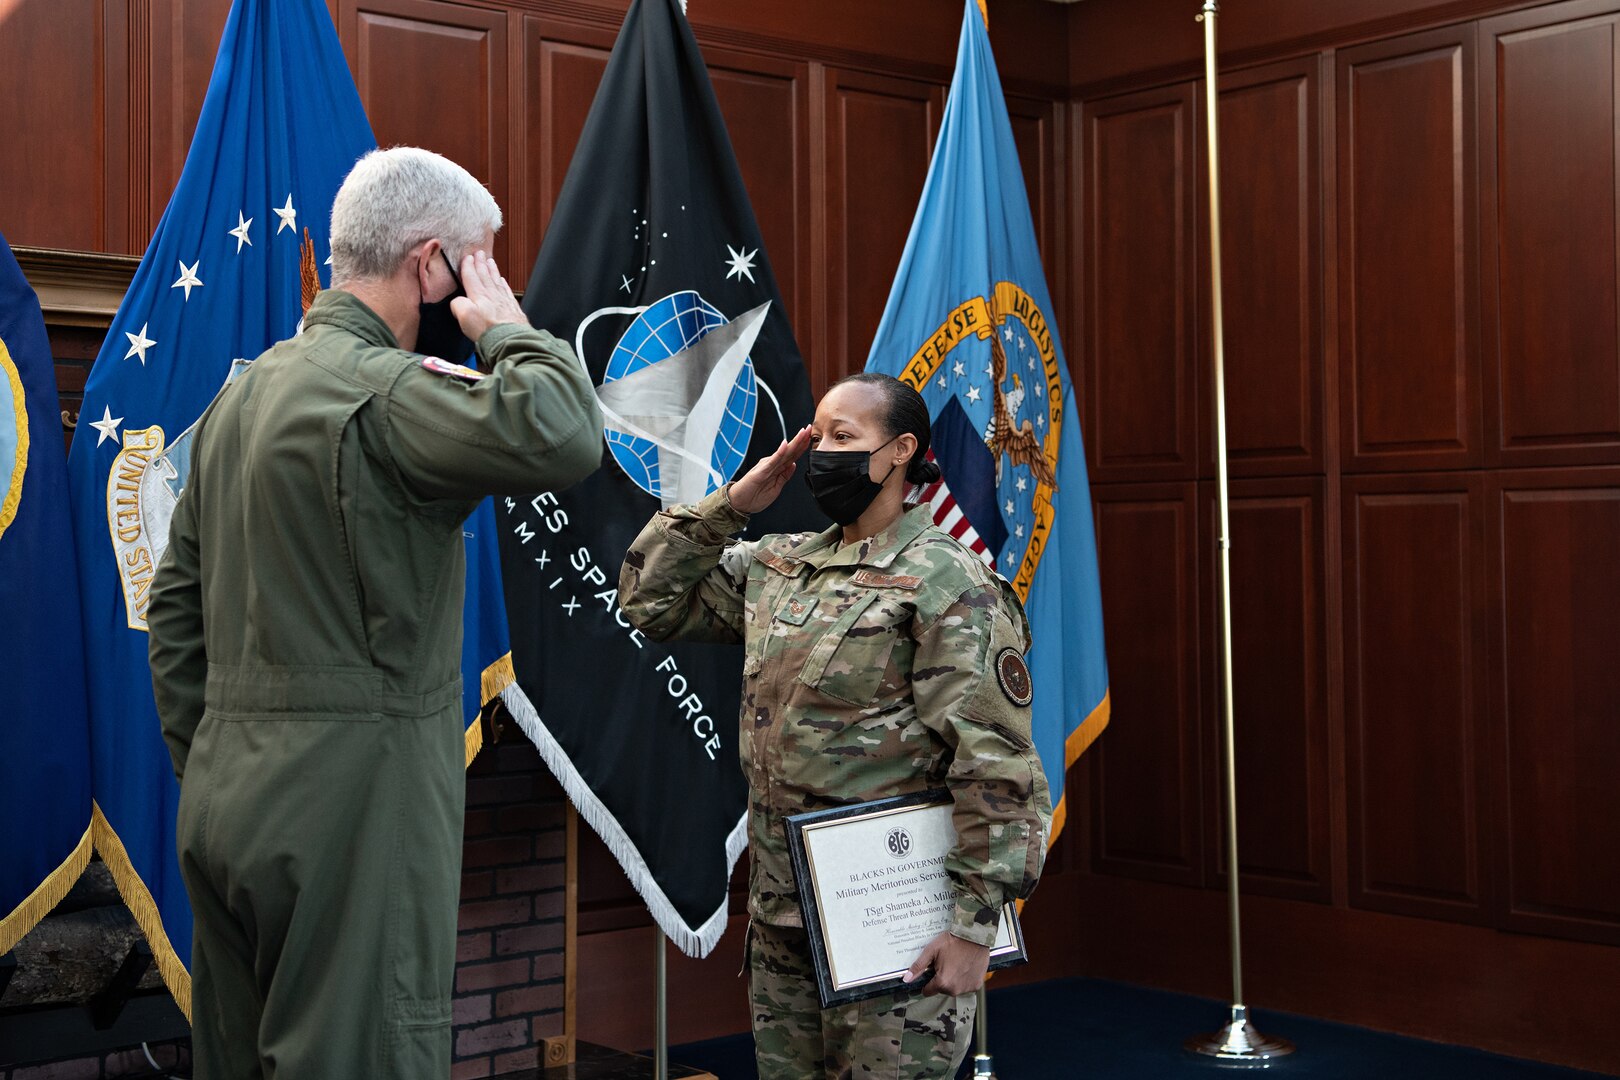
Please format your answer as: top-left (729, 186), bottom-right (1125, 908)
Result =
top-left (785, 791), bottom-right (1028, 1008)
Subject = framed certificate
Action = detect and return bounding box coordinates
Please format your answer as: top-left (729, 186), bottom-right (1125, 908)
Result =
top-left (784, 790), bottom-right (1028, 1008)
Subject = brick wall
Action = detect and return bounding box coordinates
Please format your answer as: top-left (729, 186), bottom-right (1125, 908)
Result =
top-left (452, 733), bottom-right (570, 1079)
top-left (1, 730), bottom-right (570, 1079)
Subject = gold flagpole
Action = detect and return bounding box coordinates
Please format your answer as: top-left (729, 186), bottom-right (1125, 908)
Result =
top-left (1184, 1), bottom-right (1295, 1065)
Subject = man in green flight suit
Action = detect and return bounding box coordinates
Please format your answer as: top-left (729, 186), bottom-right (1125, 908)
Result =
top-left (147, 147), bottom-right (603, 1078)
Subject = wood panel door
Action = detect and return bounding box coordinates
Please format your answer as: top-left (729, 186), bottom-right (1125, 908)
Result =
top-left (341, 0), bottom-right (512, 266)
top-left (1081, 83), bottom-right (1200, 484)
top-left (516, 17), bottom-right (616, 287)
top-left (821, 68), bottom-right (946, 394)
top-left (707, 48), bottom-right (815, 368)
top-left (1201, 477), bottom-right (1333, 904)
top-left (1489, 467), bottom-right (1620, 945)
top-left (1481, 3), bottom-right (1620, 468)
top-left (1336, 27), bottom-right (1483, 474)
top-left (1089, 482), bottom-right (1204, 887)
top-left (1006, 93), bottom-right (1068, 356)
top-left (1197, 57), bottom-right (1327, 480)
top-left (1342, 472), bottom-right (1489, 924)
top-left (0, 0), bottom-right (118, 251)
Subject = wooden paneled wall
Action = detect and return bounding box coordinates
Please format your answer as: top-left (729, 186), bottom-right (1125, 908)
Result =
top-left (1068, 0), bottom-right (1620, 1071)
top-left (7, 0), bottom-right (1620, 1070)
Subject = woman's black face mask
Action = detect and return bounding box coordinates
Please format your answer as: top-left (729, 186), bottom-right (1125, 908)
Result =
top-left (803, 435), bottom-right (899, 525)
top-left (416, 250), bottom-right (474, 364)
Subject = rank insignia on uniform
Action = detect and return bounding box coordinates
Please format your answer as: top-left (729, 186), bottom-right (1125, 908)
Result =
top-left (996, 648), bottom-right (1033, 706)
top-left (421, 356), bottom-right (484, 383)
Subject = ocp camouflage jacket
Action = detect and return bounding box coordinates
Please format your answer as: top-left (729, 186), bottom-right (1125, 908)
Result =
top-left (619, 486), bottom-right (1052, 947)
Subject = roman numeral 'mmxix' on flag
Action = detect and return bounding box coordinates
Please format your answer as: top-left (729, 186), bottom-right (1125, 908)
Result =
top-left (867, 0), bottom-right (1110, 847)
top-left (0, 231), bottom-right (94, 955)
top-left (64, 0), bottom-right (516, 1013)
top-left (502, 0), bottom-right (817, 956)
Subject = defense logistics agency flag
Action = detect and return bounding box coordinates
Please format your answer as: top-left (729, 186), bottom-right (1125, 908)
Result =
top-left (501, 0), bottom-right (816, 956)
top-left (64, 0), bottom-right (514, 1011)
top-left (867, 0), bottom-right (1109, 845)
top-left (0, 232), bottom-right (94, 952)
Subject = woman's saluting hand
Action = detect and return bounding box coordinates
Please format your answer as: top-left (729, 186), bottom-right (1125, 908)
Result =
top-left (728, 424), bottom-right (813, 514)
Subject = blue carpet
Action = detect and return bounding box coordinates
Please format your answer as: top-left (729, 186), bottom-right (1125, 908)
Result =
top-left (669, 977), bottom-right (1617, 1079)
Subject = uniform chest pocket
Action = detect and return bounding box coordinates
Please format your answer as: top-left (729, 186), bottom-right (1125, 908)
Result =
top-left (797, 590), bottom-right (906, 706)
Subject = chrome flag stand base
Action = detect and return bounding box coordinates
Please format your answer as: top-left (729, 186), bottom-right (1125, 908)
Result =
top-left (1186, 1005), bottom-right (1296, 1068)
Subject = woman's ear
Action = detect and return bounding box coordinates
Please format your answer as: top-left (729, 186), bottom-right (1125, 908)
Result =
top-left (893, 432), bottom-right (918, 470)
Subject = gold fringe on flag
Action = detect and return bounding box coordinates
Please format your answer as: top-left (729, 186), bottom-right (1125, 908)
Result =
top-left (0, 822), bottom-right (92, 955)
top-left (464, 652), bottom-right (515, 768)
top-left (480, 652), bottom-right (515, 706)
top-left (299, 227), bottom-right (321, 314)
top-left (91, 802), bottom-right (192, 1020)
top-left (1045, 689), bottom-right (1111, 849)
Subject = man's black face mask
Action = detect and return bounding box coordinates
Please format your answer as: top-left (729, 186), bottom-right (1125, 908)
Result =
top-left (416, 250), bottom-right (474, 364)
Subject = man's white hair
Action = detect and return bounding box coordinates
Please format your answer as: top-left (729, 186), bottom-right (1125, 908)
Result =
top-left (328, 147), bottom-right (502, 285)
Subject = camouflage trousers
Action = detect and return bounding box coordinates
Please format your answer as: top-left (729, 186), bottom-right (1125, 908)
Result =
top-left (747, 921), bottom-right (975, 1080)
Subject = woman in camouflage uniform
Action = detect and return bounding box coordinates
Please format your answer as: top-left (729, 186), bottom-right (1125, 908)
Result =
top-left (619, 374), bottom-right (1052, 1080)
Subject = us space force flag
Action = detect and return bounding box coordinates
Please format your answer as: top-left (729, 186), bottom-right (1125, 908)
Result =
top-left (502, 0), bottom-right (816, 957)
top-left (866, 0), bottom-right (1109, 847)
top-left (59, 0), bottom-right (524, 1017)
top-left (0, 231), bottom-right (95, 954)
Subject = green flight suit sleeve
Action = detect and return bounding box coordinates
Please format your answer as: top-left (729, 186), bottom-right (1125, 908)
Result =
top-left (619, 485), bottom-right (752, 645)
top-left (385, 322), bottom-right (603, 501)
top-left (912, 582), bottom-right (1053, 947)
top-left (148, 462), bottom-right (207, 785)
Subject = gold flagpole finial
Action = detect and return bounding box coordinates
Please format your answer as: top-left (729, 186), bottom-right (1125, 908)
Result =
top-left (299, 227), bottom-right (321, 315)
top-left (976, 0), bottom-right (988, 30)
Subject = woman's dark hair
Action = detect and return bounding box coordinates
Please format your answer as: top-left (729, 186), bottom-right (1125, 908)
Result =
top-left (830, 372), bottom-right (943, 486)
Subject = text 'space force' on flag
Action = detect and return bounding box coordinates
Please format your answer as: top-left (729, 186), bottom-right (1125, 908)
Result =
top-left (866, 0), bottom-right (1110, 847)
top-left (498, 0), bottom-right (817, 957)
top-left (60, 0), bottom-right (512, 1014)
top-left (0, 231), bottom-right (95, 956)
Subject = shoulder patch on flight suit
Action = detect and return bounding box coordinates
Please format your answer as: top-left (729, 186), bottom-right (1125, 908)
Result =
top-left (996, 648), bottom-right (1034, 707)
top-left (420, 356), bottom-right (484, 383)
top-left (852, 568), bottom-right (922, 590)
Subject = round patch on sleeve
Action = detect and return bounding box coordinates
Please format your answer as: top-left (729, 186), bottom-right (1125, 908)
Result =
top-left (996, 648), bottom-right (1033, 707)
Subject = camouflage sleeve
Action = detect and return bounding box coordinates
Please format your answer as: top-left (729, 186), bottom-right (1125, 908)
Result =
top-left (912, 583), bottom-right (1053, 947)
top-left (147, 450), bottom-right (207, 785)
top-left (385, 323), bottom-right (604, 501)
top-left (618, 484), bottom-right (754, 645)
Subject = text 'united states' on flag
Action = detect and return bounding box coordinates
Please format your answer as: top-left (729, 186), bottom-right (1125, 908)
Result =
top-left (61, 0), bottom-right (514, 1013)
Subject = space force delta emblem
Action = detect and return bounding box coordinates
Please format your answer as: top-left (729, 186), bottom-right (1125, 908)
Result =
top-left (901, 281), bottom-right (1062, 602)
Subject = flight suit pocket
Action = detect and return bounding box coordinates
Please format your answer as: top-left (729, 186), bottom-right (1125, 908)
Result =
top-left (798, 592), bottom-right (895, 706)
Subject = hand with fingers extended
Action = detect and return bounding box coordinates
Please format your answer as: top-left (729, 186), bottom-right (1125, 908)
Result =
top-left (904, 930), bottom-right (991, 997)
top-left (728, 424), bottom-right (813, 515)
top-left (450, 249), bottom-right (529, 343)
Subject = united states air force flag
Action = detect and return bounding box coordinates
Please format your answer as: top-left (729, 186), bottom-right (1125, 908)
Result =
top-left (867, 0), bottom-right (1109, 846)
top-left (500, 0), bottom-right (816, 957)
top-left (0, 231), bottom-right (94, 954)
top-left (64, 0), bottom-right (513, 1013)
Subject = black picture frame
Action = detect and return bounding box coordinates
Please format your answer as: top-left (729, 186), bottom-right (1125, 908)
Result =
top-left (784, 790), bottom-right (1028, 1009)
